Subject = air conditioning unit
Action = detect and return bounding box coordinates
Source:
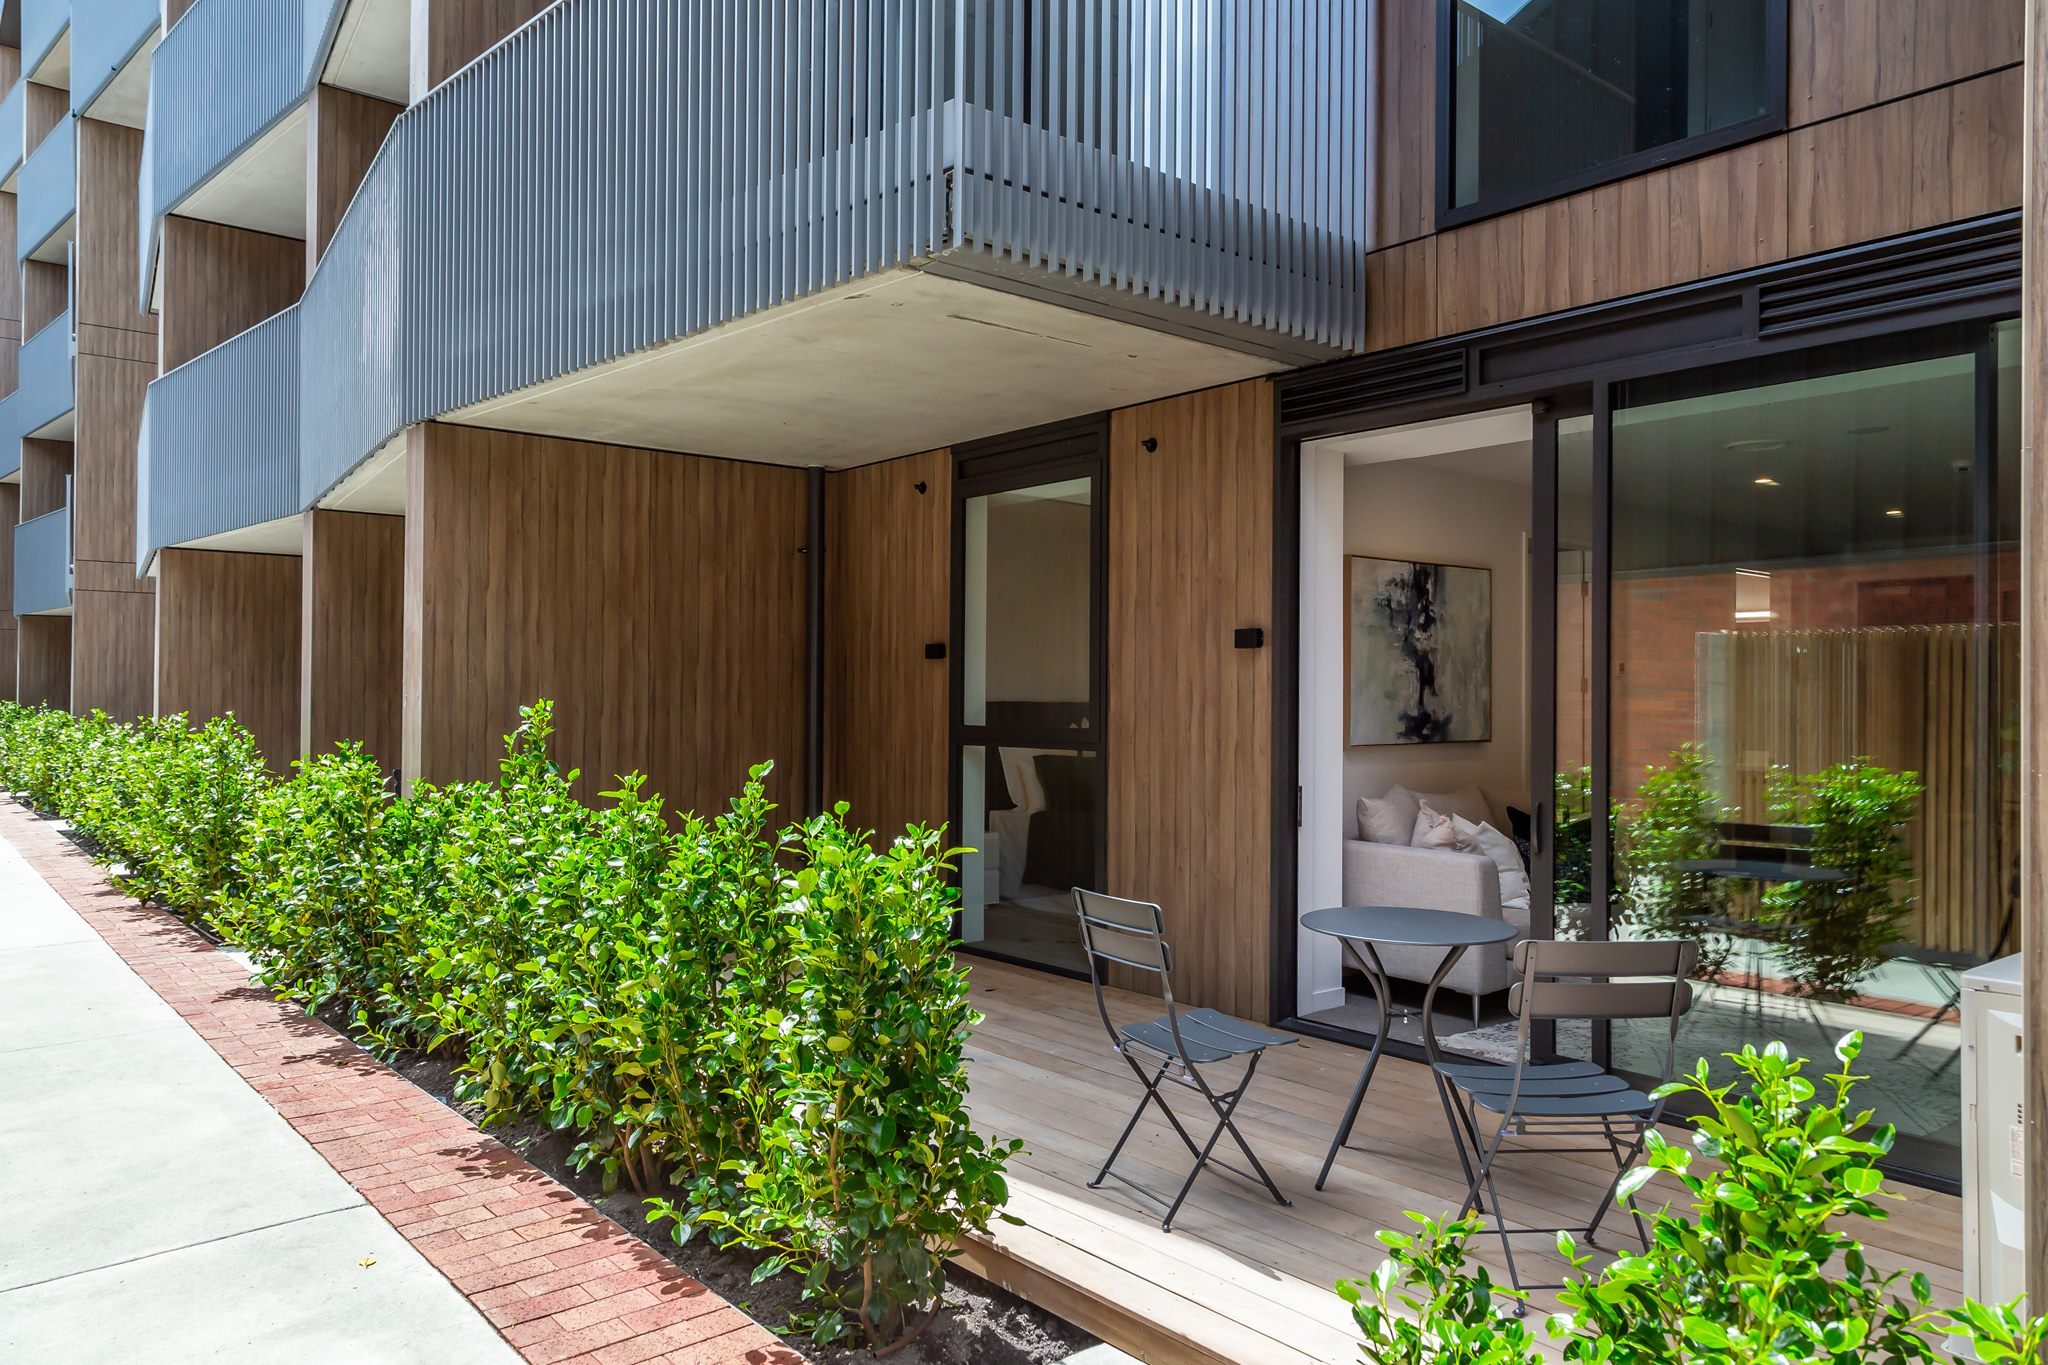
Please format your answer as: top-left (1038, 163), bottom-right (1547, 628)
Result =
top-left (1962, 954), bottom-right (2025, 1308)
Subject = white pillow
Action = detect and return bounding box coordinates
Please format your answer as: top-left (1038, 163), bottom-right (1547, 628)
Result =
top-left (1410, 800), bottom-right (1459, 850)
top-left (1398, 782), bottom-right (1493, 831)
top-left (1356, 788), bottom-right (1420, 845)
top-left (1454, 815), bottom-right (1532, 914)
top-left (997, 747), bottom-right (1052, 813)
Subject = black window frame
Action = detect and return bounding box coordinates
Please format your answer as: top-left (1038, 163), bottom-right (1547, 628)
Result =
top-left (1433, 0), bottom-right (1791, 231)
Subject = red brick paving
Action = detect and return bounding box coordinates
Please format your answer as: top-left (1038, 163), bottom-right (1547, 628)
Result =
top-left (0, 799), bottom-right (802, 1365)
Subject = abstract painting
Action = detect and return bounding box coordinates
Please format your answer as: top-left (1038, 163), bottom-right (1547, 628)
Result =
top-left (1348, 556), bottom-right (1492, 745)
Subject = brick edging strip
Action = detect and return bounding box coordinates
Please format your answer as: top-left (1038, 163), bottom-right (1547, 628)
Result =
top-left (0, 800), bottom-right (802, 1365)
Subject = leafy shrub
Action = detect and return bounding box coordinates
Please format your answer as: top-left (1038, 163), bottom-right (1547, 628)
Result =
top-left (0, 698), bottom-right (1015, 1354)
top-left (668, 815), bottom-right (1022, 1350)
top-left (1766, 760), bottom-right (1924, 999)
top-left (1345, 1033), bottom-right (2047, 1363)
top-left (1616, 744), bottom-right (1733, 975)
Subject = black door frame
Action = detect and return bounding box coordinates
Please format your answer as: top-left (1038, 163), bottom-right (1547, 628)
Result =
top-left (1268, 213), bottom-right (2022, 1193)
top-left (947, 415), bottom-right (1111, 981)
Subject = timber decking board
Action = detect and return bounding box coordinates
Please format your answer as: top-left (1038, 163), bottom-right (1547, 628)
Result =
top-left (960, 958), bottom-right (1965, 1365)
top-left (822, 448), bottom-right (951, 840)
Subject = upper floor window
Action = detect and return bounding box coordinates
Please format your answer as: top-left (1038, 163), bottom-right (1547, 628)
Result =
top-left (1440, 0), bottom-right (1786, 225)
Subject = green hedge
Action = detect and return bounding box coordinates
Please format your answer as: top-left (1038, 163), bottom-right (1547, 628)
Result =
top-left (0, 699), bottom-right (1018, 1351)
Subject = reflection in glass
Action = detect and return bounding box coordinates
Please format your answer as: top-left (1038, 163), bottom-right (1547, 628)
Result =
top-left (1449, 0), bottom-right (1775, 211)
top-left (1605, 337), bottom-right (2014, 1179)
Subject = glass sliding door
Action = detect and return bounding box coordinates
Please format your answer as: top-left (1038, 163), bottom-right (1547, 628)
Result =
top-left (1579, 324), bottom-right (2016, 1182)
top-left (953, 431), bottom-right (1106, 976)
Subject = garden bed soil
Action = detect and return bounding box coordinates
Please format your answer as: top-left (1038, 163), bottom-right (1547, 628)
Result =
top-left (341, 1014), bottom-right (1094, 1365)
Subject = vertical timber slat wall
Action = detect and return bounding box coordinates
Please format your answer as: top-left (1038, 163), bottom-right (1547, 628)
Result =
top-left (157, 217), bottom-right (305, 372)
top-left (0, 484), bottom-right (18, 699)
top-left (154, 548), bottom-right (304, 770)
top-left (18, 617), bottom-right (70, 710)
top-left (408, 0), bottom-right (555, 102)
top-left (1107, 380), bottom-right (1275, 1020)
top-left (301, 509), bottom-right (403, 766)
top-left (822, 448), bottom-right (952, 840)
top-left (401, 423), bottom-right (808, 816)
top-left (305, 84), bottom-right (402, 275)
top-left (2018, 0), bottom-right (2047, 1316)
top-left (73, 118), bottom-right (160, 720)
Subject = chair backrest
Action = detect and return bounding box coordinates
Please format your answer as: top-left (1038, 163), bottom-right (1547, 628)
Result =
top-left (1074, 887), bottom-right (1173, 977)
top-left (1507, 938), bottom-right (1697, 1022)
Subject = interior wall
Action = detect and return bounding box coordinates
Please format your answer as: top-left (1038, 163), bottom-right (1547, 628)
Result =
top-left (1340, 456), bottom-right (1530, 829)
top-left (402, 422), bottom-right (809, 816)
top-left (155, 548), bottom-right (304, 768)
top-left (822, 448), bottom-right (951, 840)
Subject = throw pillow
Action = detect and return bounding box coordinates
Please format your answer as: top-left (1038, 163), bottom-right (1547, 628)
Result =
top-left (1397, 782), bottom-right (1493, 831)
top-left (1355, 788), bottom-right (1420, 844)
top-left (1454, 815), bottom-right (1532, 914)
top-left (1411, 800), bottom-right (1459, 850)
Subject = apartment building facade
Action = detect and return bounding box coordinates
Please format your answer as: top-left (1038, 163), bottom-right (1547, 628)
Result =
top-left (0, 0), bottom-right (2028, 1193)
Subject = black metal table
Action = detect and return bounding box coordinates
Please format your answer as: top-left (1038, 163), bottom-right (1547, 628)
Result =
top-left (1302, 905), bottom-right (1519, 1190)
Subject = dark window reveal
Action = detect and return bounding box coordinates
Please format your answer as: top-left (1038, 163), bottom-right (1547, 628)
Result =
top-left (1442, 0), bottom-right (1784, 223)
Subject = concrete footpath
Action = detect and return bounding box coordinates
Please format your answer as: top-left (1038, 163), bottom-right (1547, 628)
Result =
top-left (0, 805), bottom-right (796, 1365)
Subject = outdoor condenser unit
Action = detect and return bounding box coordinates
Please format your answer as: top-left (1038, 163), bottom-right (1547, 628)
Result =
top-left (1962, 954), bottom-right (2025, 1308)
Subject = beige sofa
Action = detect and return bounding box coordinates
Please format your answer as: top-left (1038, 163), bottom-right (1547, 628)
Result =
top-left (1340, 837), bottom-right (1529, 1019)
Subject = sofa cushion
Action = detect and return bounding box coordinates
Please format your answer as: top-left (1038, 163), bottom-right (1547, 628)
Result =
top-left (1356, 789), bottom-right (1419, 844)
top-left (1455, 815), bottom-right (1531, 914)
top-left (1411, 801), bottom-right (1459, 850)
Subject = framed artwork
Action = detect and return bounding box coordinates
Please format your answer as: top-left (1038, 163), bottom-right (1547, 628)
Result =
top-left (1347, 556), bottom-right (1492, 745)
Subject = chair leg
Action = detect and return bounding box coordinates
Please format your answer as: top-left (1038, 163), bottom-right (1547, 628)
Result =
top-left (1210, 1054), bottom-right (1291, 1211)
top-left (1091, 1059), bottom-right (1173, 1189)
top-left (1585, 1119), bottom-right (1652, 1246)
top-left (1161, 1076), bottom-right (1256, 1232)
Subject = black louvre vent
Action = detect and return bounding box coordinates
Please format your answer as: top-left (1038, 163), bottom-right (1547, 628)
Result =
top-left (1758, 220), bottom-right (2020, 338)
top-left (1279, 346), bottom-right (1467, 426)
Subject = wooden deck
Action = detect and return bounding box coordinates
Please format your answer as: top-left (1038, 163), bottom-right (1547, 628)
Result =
top-left (956, 958), bottom-right (1967, 1365)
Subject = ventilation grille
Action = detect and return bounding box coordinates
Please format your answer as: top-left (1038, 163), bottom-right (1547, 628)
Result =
top-left (1758, 220), bottom-right (2020, 338)
top-left (1279, 346), bottom-right (1467, 426)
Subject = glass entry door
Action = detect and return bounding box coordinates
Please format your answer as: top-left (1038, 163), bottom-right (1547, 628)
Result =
top-left (952, 426), bottom-right (1106, 976)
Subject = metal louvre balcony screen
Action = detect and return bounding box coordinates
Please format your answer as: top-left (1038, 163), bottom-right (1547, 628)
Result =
top-left (138, 306), bottom-right (300, 570)
top-left (14, 506), bottom-right (71, 618)
top-left (293, 0), bottom-right (1365, 505)
top-left (19, 0), bottom-right (68, 78)
top-left (18, 115), bottom-right (75, 263)
top-left (139, 0), bottom-right (348, 306)
top-left (16, 310), bottom-right (72, 438)
top-left (71, 0), bottom-right (162, 117)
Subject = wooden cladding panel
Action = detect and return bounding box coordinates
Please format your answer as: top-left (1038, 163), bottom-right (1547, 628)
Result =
top-left (1106, 381), bottom-right (1275, 1020)
top-left (72, 355), bottom-right (151, 575)
top-left (23, 260), bottom-right (64, 339)
top-left (402, 423), bottom-right (808, 817)
top-left (0, 483), bottom-right (17, 635)
top-left (1373, 0), bottom-right (1435, 247)
top-left (1789, 66), bottom-right (2024, 255)
top-left (0, 192), bottom-right (20, 330)
top-left (413, 0), bottom-right (555, 99)
top-left (158, 217), bottom-right (304, 372)
top-left (301, 509), bottom-right (403, 766)
top-left (1791, 0), bottom-right (2022, 125)
top-left (76, 120), bottom-right (157, 351)
top-left (822, 449), bottom-right (950, 841)
top-left (2020, 0), bottom-right (2048, 1310)
top-left (1364, 68), bottom-right (2019, 350)
top-left (306, 85), bottom-right (402, 276)
top-left (24, 82), bottom-right (63, 152)
top-left (155, 549), bottom-right (302, 766)
top-left (73, 588), bottom-right (156, 722)
top-left (19, 438), bottom-right (70, 521)
top-left (18, 615), bottom-right (69, 710)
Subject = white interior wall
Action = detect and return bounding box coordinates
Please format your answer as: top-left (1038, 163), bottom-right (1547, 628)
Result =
top-left (1341, 456), bottom-right (1532, 832)
top-left (1297, 445), bottom-right (1347, 1015)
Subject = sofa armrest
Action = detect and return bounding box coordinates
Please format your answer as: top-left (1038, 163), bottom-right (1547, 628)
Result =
top-left (1342, 839), bottom-right (1503, 919)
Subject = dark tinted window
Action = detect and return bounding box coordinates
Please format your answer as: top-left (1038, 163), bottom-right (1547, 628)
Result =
top-left (1448, 0), bottom-right (1777, 214)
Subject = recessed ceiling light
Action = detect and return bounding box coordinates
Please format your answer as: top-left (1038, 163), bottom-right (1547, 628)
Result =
top-left (1754, 476), bottom-right (1780, 487)
top-left (1725, 438), bottom-right (1788, 453)
top-left (1885, 508), bottom-right (1904, 518)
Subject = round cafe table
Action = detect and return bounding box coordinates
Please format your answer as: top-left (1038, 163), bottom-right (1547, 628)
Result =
top-left (1301, 905), bottom-right (1519, 1191)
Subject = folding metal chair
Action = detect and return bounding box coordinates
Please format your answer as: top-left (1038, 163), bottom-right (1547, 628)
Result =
top-left (1440, 938), bottom-right (1696, 1293)
top-left (1073, 888), bottom-right (1299, 1232)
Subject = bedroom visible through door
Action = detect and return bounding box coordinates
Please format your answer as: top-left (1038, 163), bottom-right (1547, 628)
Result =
top-left (952, 422), bottom-right (1108, 976)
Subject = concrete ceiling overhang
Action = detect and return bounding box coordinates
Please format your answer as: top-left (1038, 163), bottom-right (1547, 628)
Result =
top-left (436, 267), bottom-right (1292, 472)
top-left (80, 30), bottom-right (159, 129)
